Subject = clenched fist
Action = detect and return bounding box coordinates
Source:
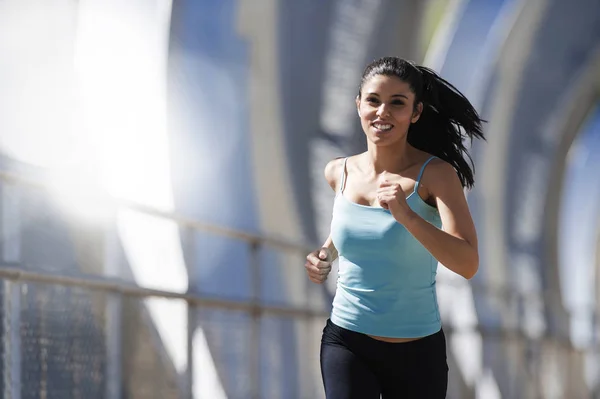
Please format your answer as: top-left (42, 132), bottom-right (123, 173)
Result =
top-left (305, 247), bottom-right (333, 284)
top-left (377, 172), bottom-right (414, 224)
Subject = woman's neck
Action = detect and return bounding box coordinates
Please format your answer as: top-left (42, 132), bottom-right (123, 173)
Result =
top-left (365, 140), bottom-right (414, 175)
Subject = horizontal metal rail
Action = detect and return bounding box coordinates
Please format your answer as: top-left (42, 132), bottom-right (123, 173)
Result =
top-left (0, 264), bottom-right (329, 318)
top-left (0, 170), bottom-right (315, 253)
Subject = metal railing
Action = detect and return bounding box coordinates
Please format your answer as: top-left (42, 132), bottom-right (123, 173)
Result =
top-left (0, 168), bottom-right (341, 399)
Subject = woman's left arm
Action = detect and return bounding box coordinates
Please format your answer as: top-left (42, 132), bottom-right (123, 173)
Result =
top-left (398, 162), bottom-right (479, 279)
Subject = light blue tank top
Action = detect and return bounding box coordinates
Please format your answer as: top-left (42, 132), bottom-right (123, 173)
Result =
top-left (330, 156), bottom-right (443, 338)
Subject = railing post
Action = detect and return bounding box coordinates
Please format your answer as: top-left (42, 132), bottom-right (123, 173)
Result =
top-left (104, 222), bottom-right (122, 399)
top-left (2, 281), bottom-right (20, 399)
top-left (1, 182), bottom-right (21, 399)
top-left (249, 241), bottom-right (261, 399)
top-left (183, 226), bottom-right (195, 399)
top-left (186, 303), bottom-right (195, 399)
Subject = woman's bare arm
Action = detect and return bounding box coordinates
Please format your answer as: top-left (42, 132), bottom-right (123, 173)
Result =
top-left (400, 161), bottom-right (479, 279)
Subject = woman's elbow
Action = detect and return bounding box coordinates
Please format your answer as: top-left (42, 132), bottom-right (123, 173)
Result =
top-left (461, 253), bottom-right (479, 280)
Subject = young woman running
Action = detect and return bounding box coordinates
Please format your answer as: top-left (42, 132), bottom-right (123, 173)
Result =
top-left (305, 56), bottom-right (485, 398)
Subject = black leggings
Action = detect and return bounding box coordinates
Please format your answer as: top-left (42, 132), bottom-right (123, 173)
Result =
top-left (320, 319), bottom-right (448, 398)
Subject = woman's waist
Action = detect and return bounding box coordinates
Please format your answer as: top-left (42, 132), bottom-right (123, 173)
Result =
top-left (330, 299), bottom-right (441, 339)
top-left (336, 280), bottom-right (437, 307)
top-left (337, 262), bottom-right (436, 292)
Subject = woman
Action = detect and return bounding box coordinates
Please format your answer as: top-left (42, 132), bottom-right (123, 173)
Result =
top-left (304, 56), bottom-right (484, 398)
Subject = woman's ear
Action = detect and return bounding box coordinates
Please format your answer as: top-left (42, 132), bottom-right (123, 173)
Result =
top-left (356, 95), bottom-right (361, 117)
top-left (411, 102), bottom-right (423, 123)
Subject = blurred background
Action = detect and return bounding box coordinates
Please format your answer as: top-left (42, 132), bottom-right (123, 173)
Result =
top-left (0, 0), bottom-right (599, 398)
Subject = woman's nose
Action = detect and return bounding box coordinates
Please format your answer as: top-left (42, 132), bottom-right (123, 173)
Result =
top-left (376, 104), bottom-right (389, 117)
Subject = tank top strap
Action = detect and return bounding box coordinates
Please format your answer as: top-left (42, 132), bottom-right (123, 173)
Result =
top-left (413, 156), bottom-right (437, 193)
top-left (339, 157), bottom-right (349, 193)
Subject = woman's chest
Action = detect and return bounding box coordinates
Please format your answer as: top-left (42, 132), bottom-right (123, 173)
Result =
top-left (331, 201), bottom-right (412, 256)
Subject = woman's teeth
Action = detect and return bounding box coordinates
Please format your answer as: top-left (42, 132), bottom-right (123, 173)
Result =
top-left (374, 123), bottom-right (392, 131)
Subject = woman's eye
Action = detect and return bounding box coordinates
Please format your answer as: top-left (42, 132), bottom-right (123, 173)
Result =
top-left (365, 97), bottom-right (404, 106)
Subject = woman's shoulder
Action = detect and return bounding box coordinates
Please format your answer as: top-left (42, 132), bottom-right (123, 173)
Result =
top-left (415, 152), bottom-right (450, 172)
top-left (323, 154), bottom-right (362, 192)
top-left (324, 157), bottom-right (345, 192)
top-left (417, 153), bottom-right (460, 190)
top-left (427, 156), bottom-right (455, 177)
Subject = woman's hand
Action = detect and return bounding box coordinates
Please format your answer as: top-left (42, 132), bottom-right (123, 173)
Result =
top-left (305, 247), bottom-right (333, 284)
top-left (377, 173), bottom-right (415, 224)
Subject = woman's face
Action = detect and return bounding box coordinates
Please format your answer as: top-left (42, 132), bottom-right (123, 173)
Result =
top-left (356, 74), bottom-right (422, 147)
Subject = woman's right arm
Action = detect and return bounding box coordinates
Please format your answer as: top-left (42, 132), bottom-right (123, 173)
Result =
top-left (304, 158), bottom-right (344, 283)
top-left (321, 157), bottom-right (345, 260)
